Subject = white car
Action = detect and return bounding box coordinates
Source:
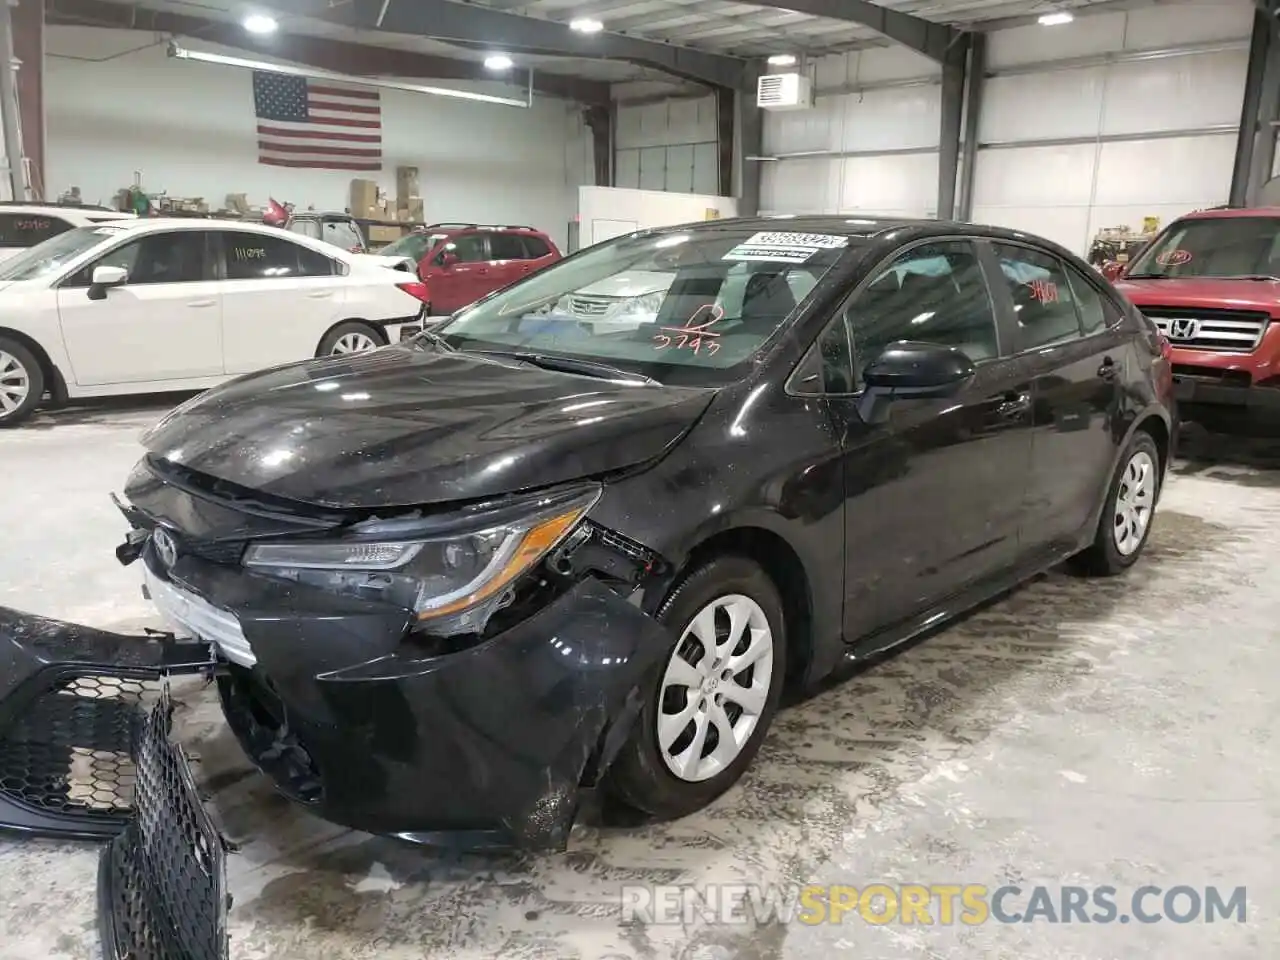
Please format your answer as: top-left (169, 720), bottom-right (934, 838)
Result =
top-left (0, 218), bottom-right (429, 426)
top-left (0, 203), bottom-right (135, 263)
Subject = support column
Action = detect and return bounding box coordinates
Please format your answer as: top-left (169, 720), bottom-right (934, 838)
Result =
top-left (716, 86), bottom-right (735, 198)
top-left (956, 32), bottom-right (986, 222)
top-left (11, 0), bottom-right (38, 198)
top-left (0, 0), bottom-right (26, 200)
top-left (737, 84), bottom-right (763, 215)
top-left (1231, 5), bottom-right (1280, 207)
top-left (937, 34), bottom-right (970, 221)
top-left (583, 104), bottom-right (613, 187)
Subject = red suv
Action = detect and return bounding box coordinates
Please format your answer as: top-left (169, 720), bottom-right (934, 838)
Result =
top-left (1112, 207), bottom-right (1280, 425)
top-left (378, 223), bottom-right (561, 315)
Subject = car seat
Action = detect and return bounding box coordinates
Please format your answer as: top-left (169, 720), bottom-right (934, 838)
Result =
top-left (739, 270), bottom-right (798, 334)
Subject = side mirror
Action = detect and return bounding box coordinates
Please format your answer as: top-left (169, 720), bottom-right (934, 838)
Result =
top-left (857, 341), bottom-right (976, 424)
top-left (439, 251), bottom-right (458, 268)
top-left (87, 265), bottom-right (128, 301)
top-left (1100, 260), bottom-right (1124, 281)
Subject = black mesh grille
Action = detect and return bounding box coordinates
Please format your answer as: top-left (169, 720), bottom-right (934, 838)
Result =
top-left (0, 675), bottom-right (152, 823)
top-left (177, 537), bottom-right (246, 567)
top-left (100, 688), bottom-right (228, 960)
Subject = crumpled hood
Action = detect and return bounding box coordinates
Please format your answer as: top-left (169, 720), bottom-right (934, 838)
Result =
top-left (1115, 277), bottom-right (1280, 316)
top-left (140, 347), bottom-right (714, 510)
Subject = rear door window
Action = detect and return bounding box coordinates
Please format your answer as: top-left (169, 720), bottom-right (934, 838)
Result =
top-left (991, 243), bottom-right (1084, 350)
top-left (0, 213), bottom-right (74, 248)
top-left (221, 231), bottom-right (337, 279)
top-left (520, 235), bottom-right (552, 259)
top-left (488, 233), bottom-right (528, 261)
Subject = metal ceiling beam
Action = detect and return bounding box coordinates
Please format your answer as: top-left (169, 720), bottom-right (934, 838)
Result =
top-left (728, 0), bottom-right (964, 63)
top-left (46, 0), bottom-right (612, 103)
top-left (256, 0), bottom-right (749, 88)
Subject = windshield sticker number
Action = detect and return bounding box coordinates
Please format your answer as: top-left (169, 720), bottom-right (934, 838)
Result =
top-left (653, 304), bottom-right (724, 355)
top-left (1027, 279), bottom-right (1059, 304)
top-left (1156, 249), bottom-right (1192, 266)
top-left (723, 231), bottom-right (847, 264)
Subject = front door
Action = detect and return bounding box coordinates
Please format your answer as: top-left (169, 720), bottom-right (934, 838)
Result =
top-left (55, 229), bottom-right (224, 386)
top-left (832, 239), bottom-right (1034, 639)
top-left (429, 232), bottom-right (492, 313)
top-left (987, 242), bottom-right (1126, 551)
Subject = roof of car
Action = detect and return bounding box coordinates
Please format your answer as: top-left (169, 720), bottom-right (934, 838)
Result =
top-left (0, 204), bottom-right (134, 219)
top-left (1178, 206), bottom-right (1280, 219)
top-left (647, 214), bottom-right (1073, 248)
top-left (105, 217), bottom-right (298, 233)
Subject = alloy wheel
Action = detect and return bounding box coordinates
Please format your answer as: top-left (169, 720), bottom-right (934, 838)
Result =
top-left (1113, 449), bottom-right (1156, 556)
top-left (331, 331), bottom-right (378, 355)
top-left (657, 594), bottom-right (774, 783)
top-left (0, 349), bottom-right (30, 416)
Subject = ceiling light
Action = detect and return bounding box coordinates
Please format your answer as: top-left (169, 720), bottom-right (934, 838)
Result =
top-left (767, 53), bottom-right (797, 67)
top-left (242, 13), bottom-right (278, 34)
top-left (484, 54), bottom-right (514, 70)
top-left (570, 17), bottom-right (604, 33)
top-left (1038, 10), bottom-right (1074, 25)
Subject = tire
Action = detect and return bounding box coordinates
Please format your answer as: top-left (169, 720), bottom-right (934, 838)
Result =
top-left (317, 321), bottom-right (387, 357)
top-left (604, 555), bottom-right (787, 820)
top-left (0, 337), bottom-right (44, 428)
top-left (1072, 430), bottom-right (1161, 576)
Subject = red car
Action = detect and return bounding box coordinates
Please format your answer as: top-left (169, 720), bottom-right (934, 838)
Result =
top-left (378, 223), bottom-right (561, 315)
top-left (1111, 206), bottom-right (1280, 426)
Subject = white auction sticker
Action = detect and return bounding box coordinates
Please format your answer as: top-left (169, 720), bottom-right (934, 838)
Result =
top-left (723, 231), bottom-right (848, 263)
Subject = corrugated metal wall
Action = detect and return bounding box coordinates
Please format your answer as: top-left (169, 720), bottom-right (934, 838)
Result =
top-left (617, 0), bottom-right (1257, 255)
top-left (615, 95), bottom-right (720, 196)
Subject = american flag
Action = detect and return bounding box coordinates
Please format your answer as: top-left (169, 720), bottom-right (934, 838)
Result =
top-left (253, 71), bottom-right (382, 171)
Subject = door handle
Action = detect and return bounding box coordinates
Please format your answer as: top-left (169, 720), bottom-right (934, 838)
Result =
top-left (996, 391), bottom-right (1032, 420)
top-left (306, 290), bottom-right (334, 299)
top-left (186, 299), bottom-right (217, 308)
top-left (1098, 356), bottom-right (1118, 380)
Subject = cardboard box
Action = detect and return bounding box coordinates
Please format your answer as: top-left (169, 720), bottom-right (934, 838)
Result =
top-left (404, 198), bottom-right (424, 222)
top-left (395, 166), bottom-right (420, 203)
top-left (349, 178), bottom-right (378, 213)
top-left (367, 224), bottom-right (404, 244)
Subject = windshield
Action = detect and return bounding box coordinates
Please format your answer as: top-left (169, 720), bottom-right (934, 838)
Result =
top-left (434, 228), bottom-right (856, 386)
top-left (1127, 216), bottom-right (1280, 279)
top-left (382, 232), bottom-right (447, 261)
top-left (0, 225), bottom-right (123, 283)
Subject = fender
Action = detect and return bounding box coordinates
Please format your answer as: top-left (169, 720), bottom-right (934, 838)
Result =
top-left (1084, 401), bottom-right (1174, 539)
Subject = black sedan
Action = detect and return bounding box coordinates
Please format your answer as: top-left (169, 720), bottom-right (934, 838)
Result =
top-left (110, 216), bottom-right (1175, 847)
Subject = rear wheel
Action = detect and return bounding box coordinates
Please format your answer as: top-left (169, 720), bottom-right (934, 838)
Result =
top-left (604, 556), bottom-right (786, 820)
top-left (0, 337), bottom-right (43, 427)
top-left (1073, 431), bottom-right (1161, 575)
top-left (317, 321), bottom-right (386, 357)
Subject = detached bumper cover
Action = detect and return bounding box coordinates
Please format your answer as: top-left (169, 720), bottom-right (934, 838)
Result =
top-left (0, 607), bottom-right (227, 960)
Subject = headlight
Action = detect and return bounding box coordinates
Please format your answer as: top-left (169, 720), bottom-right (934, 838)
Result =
top-left (626, 290), bottom-right (665, 317)
top-left (244, 486), bottom-right (599, 636)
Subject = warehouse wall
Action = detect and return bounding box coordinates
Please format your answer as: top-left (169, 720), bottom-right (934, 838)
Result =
top-left (973, 2), bottom-right (1253, 252)
top-left (43, 26), bottom-right (592, 248)
top-left (615, 93), bottom-right (720, 196)
top-left (733, 0), bottom-right (1253, 253)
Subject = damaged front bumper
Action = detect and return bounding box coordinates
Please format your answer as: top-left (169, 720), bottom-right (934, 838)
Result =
top-left (0, 607), bottom-right (227, 959)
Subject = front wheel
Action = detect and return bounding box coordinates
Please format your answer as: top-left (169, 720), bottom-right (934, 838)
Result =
top-left (317, 321), bottom-right (387, 357)
top-left (1072, 431), bottom-right (1161, 575)
top-left (0, 337), bottom-right (43, 427)
top-left (604, 556), bottom-right (786, 820)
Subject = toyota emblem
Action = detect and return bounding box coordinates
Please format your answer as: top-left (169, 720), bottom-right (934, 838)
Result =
top-left (152, 527), bottom-right (178, 568)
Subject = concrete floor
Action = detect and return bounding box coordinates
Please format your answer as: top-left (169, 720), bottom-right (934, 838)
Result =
top-left (0, 399), bottom-right (1276, 960)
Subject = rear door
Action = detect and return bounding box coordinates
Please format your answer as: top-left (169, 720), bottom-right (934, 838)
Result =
top-left (986, 242), bottom-right (1126, 551)
top-left (519, 233), bottom-right (560, 276)
top-left (487, 232), bottom-right (530, 289)
top-left (55, 229), bottom-right (223, 385)
top-left (215, 229), bottom-right (347, 374)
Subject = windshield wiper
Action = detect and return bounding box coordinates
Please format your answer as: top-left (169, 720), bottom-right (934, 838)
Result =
top-left (473, 350), bottom-right (657, 384)
top-left (409, 325), bottom-right (455, 352)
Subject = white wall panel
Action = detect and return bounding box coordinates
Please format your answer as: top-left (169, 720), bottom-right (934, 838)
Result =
top-left (1092, 135), bottom-right (1236, 205)
top-left (836, 86), bottom-right (940, 151)
top-left (838, 153), bottom-right (938, 215)
top-left (972, 204), bottom-right (1092, 253)
top-left (1118, 3), bottom-right (1253, 49)
top-left (988, 14), bottom-right (1129, 69)
top-left (980, 69), bottom-right (1107, 142)
top-left (1101, 51), bottom-right (1247, 135)
top-left (760, 158), bottom-right (840, 213)
top-left (974, 144), bottom-right (1098, 208)
top-left (762, 103), bottom-right (838, 155)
